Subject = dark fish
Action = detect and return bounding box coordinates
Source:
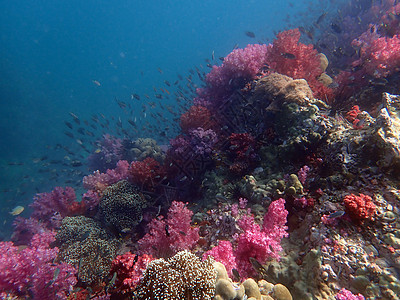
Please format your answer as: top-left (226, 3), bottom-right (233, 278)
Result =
top-left (131, 93), bottom-right (141, 100)
top-left (64, 121), bottom-right (73, 129)
top-left (106, 272), bottom-right (117, 293)
top-left (164, 80), bottom-right (171, 87)
top-left (232, 268), bottom-right (241, 282)
top-left (77, 128), bottom-right (85, 135)
top-left (249, 257), bottom-right (267, 274)
top-left (64, 131), bottom-right (74, 138)
top-left (331, 23), bottom-right (342, 33)
top-left (157, 67), bottom-right (163, 74)
top-left (165, 224), bottom-right (170, 237)
top-left (281, 52), bottom-right (296, 59)
top-left (71, 160), bottom-right (83, 167)
top-left (316, 12), bottom-right (327, 24)
top-left (369, 78), bottom-right (388, 86)
top-left (245, 31), bottom-right (256, 38)
top-left (327, 210), bottom-right (345, 219)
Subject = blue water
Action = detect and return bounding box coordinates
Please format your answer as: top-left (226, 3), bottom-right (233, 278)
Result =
top-left (0, 0), bottom-right (341, 236)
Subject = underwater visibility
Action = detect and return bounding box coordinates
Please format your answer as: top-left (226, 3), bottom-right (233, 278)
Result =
top-left (2, 0), bottom-right (400, 299)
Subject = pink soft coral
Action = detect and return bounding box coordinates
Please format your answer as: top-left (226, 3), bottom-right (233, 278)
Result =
top-left (336, 288), bottom-right (365, 300)
top-left (203, 240), bottom-right (237, 277)
top-left (234, 198), bottom-right (288, 277)
top-left (0, 231), bottom-right (77, 299)
top-left (138, 201), bottom-right (199, 258)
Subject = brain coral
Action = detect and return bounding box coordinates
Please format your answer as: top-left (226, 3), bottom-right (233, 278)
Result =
top-left (135, 250), bottom-right (217, 300)
top-left (99, 180), bottom-right (147, 232)
top-left (55, 216), bottom-right (119, 285)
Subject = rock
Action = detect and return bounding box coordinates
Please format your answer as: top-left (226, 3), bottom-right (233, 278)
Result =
top-left (214, 262), bottom-right (229, 281)
top-left (215, 279), bottom-right (237, 300)
top-left (272, 284), bottom-right (293, 300)
top-left (243, 278), bottom-right (262, 299)
top-left (258, 280), bottom-right (274, 295)
top-left (352, 275), bottom-right (370, 293)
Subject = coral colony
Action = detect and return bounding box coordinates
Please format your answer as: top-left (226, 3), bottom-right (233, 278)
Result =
top-left (5, 1), bottom-right (400, 300)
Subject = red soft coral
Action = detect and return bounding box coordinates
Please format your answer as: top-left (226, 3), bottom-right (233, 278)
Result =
top-left (343, 193), bottom-right (376, 223)
top-left (265, 28), bottom-right (333, 101)
top-left (109, 252), bottom-right (154, 295)
top-left (352, 33), bottom-right (400, 78)
top-left (180, 105), bottom-right (214, 133)
top-left (129, 157), bottom-right (165, 190)
top-left (138, 201), bottom-right (199, 258)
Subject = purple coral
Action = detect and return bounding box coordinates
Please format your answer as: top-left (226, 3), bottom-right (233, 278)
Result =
top-left (30, 186), bottom-right (77, 229)
top-left (188, 128), bottom-right (218, 156)
top-left (0, 231), bottom-right (77, 299)
top-left (197, 44), bottom-right (268, 104)
top-left (138, 201), bottom-right (200, 258)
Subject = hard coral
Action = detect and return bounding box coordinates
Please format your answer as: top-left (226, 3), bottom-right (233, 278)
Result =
top-left (343, 193), bottom-right (376, 223)
top-left (99, 180), bottom-right (147, 232)
top-left (56, 216), bottom-right (119, 285)
top-left (135, 250), bottom-right (217, 300)
top-left (0, 231), bottom-right (77, 300)
top-left (138, 201), bottom-right (200, 258)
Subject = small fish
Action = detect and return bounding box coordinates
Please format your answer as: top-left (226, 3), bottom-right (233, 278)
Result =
top-left (94, 149), bottom-right (102, 153)
top-left (64, 121), bottom-right (73, 129)
top-left (9, 205), bottom-right (24, 216)
top-left (245, 31), bottom-right (256, 38)
top-left (327, 211), bottom-right (345, 219)
top-left (157, 67), bottom-right (163, 74)
top-left (232, 268), bottom-right (241, 282)
top-left (331, 23), bottom-right (342, 33)
top-left (44, 267), bottom-right (61, 288)
top-left (211, 50), bottom-right (215, 60)
top-left (316, 12), bottom-right (327, 24)
top-left (281, 52), bottom-right (296, 59)
top-left (92, 80), bottom-right (101, 86)
top-left (106, 272), bottom-right (117, 292)
top-left (165, 224), bottom-right (170, 237)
